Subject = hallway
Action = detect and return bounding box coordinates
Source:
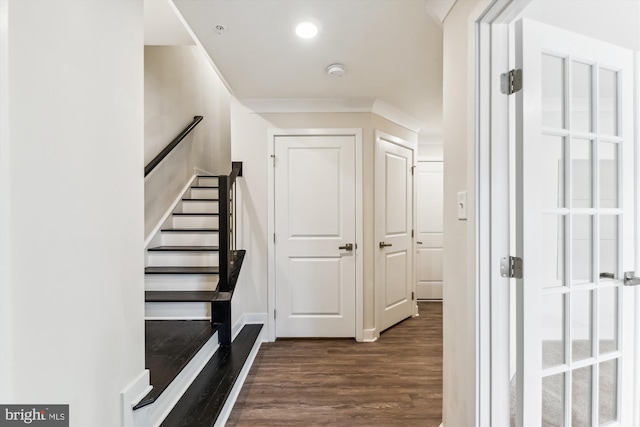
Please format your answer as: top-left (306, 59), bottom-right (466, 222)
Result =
top-left (227, 302), bottom-right (443, 426)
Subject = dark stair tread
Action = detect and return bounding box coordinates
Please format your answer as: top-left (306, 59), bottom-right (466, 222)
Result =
top-left (197, 175), bottom-right (219, 178)
top-left (145, 266), bottom-right (220, 275)
top-left (172, 212), bottom-right (219, 216)
top-left (148, 246), bottom-right (220, 252)
top-left (160, 228), bottom-right (219, 233)
top-left (134, 320), bottom-right (219, 410)
top-left (146, 291), bottom-right (232, 303)
top-left (181, 198), bottom-right (219, 202)
top-left (190, 186), bottom-right (218, 189)
top-left (160, 324), bottom-right (263, 427)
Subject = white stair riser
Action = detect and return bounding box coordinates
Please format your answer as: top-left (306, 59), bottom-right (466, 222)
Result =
top-left (190, 188), bottom-right (218, 199)
top-left (197, 177), bottom-right (218, 187)
top-left (172, 215), bottom-right (218, 229)
top-left (161, 232), bottom-right (219, 246)
top-left (145, 274), bottom-right (219, 291)
top-left (178, 201), bottom-right (218, 214)
top-left (145, 302), bottom-right (210, 319)
top-left (147, 252), bottom-right (219, 267)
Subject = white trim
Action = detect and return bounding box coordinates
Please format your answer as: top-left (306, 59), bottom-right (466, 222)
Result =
top-left (0, 0), bottom-right (11, 401)
top-left (267, 128), bottom-right (364, 342)
top-left (232, 313), bottom-right (268, 342)
top-left (362, 328), bottom-right (378, 343)
top-left (133, 332), bottom-right (220, 427)
top-left (241, 98), bottom-right (374, 114)
top-left (242, 98), bottom-right (421, 134)
top-left (213, 326), bottom-right (264, 427)
top-left (476, 1), bottom-right (532, 425)
top-left (120, 370), bottom-right (151, 427)
top-left (634, 50), bottom-right (640, 427)
top-left (371, 99), bottom-right (422, 133)
top-left (144, 174), bottom-right (198, 247)
top-left (193, 167), bottom-right (215, 177)
top-left (144, 316), bottom-right (210, 321)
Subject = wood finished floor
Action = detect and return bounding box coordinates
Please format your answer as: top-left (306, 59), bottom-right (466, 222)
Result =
top-left (227, 302), bottom-right (442, 427)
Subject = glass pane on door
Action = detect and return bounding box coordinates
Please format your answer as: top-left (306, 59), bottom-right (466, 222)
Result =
top-left (542, 54), bottom-right (566, 129)
top-left (571, 61), bottom-right (593, 133)
top-left (572, 366), bottom-right (592, 427)
top-left (598, 68), bottom-right (618, 136)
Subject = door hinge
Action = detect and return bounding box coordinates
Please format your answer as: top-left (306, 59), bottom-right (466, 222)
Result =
top-left (274, 309), bottom-right (276, 320)
top-left (411, 229), bottom-right (414, 238)
top-left (270, 154), bottom-right (275, 166)
top-left (500, 256), bottom-right (523, 279)
top-left (500, 69), bottom-right (522, 95)
top-left (412, 291), bottom-right (415, 301)
top-left (273, 233), bottom-right (276, 244)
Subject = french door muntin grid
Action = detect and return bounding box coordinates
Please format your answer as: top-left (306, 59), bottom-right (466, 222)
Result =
top-left (539, 50), bottom-right (624, 426)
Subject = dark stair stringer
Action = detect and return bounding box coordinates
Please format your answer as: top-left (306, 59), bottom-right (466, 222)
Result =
top-left (160, 324), bottom-right (263, 427)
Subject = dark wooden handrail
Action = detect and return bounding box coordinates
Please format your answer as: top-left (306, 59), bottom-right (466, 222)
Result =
top-left (144, 116), bottom-right (203, 177)
top-left (218, 162), bottom-right (243, 293)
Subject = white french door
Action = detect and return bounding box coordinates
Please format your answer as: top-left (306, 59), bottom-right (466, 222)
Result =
top-left (515, 19), bottom-right (636, 426)
top-left (375, 133), bottom-right (414, 332)
top-left (274, 135), bottom-right (356, 338)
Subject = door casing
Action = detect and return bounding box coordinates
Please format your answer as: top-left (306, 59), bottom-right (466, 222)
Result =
top-left (267, 128), bottom-right (364, 343)
top-left (476, 1), bottom-right (640, 426)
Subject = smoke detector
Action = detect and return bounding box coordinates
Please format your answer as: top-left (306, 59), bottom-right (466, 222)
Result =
top-left (326, 63), bottom-right (346, 78)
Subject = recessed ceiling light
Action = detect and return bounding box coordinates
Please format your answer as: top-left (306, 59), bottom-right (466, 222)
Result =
top-left (296, 21), bottom-right (318, 39)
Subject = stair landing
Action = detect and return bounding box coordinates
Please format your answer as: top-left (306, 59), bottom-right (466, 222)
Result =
top-left (134, 320), bottom-right (219, 409)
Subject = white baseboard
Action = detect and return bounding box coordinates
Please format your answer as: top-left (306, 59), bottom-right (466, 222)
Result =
top-left (194, 167), bottom-right (215, 177)
top-left (121, 370), bottom-right (151, 427)
top-left (363, 328), bottom-right (378, 342)
top-left (232, 313), bottom-right (268, 342)
top-left (214, 326), bottom-right (264, 427)
top-left (133, 332), bottom-right (219, 427)
top-left (144, 174), bottom-right (198, 248)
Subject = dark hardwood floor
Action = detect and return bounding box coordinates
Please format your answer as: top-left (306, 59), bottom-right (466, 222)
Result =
top-left (227, 301), bottom-right (443, 427)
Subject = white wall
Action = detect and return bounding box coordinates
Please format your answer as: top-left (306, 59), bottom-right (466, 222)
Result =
top-left (0, 1), bottom-right (145, 425)
top-left (523, 0), bottom-right (640, 52)
top-left (229, 101), bottom-right (418, 337)
top-left (441, 0), bottom-right (490, 425)
top-left (144, 45), bottom-right (231, 238)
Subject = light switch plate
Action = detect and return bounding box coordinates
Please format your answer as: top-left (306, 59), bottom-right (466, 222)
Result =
top-left (457, 191), bottom-right (467, 220)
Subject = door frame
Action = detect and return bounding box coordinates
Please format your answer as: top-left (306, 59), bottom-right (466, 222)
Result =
top-left (267, 128), bottom-right (364, 343)
top-left (476, 1), bottom-right (640, 425)
top-left (374, 130), bottom-right (418, 334)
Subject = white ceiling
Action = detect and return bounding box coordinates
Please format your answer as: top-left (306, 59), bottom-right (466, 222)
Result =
top-left (171, 0), bottom-right (445, 142)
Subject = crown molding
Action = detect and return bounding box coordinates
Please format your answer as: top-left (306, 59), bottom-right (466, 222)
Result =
top-left (240, 98), bottom-right (421, 134)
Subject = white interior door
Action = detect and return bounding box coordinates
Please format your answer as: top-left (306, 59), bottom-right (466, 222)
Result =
top-left (274, 135), bottom-right (356, 338)
top-left (376, 134), bottom-right (414, 332)
top-left (416, 161), bottom-right (443, 300)
top-left (515, 19), bottom-right (636, 426)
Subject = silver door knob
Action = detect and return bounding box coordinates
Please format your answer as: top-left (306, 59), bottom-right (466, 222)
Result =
top-left (339, 243), bottom-right (354, 251)
top-left (379, 242), bottom-right (392, 248)
top-left (624, 271), bottom-right (640, 286)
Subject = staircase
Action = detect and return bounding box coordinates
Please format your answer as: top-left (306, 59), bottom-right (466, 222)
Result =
top-left (135, 163), bottom-right (263, 427)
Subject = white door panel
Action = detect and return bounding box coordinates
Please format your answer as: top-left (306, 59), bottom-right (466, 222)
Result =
top-left (376, 135), bottom-right (414, 332)
top-left (274, 135), bottom-right (356, 338)
top-left (416, 161), bottom-right (443, 300)
top-left (515, 19), bottom-right (635, 426)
